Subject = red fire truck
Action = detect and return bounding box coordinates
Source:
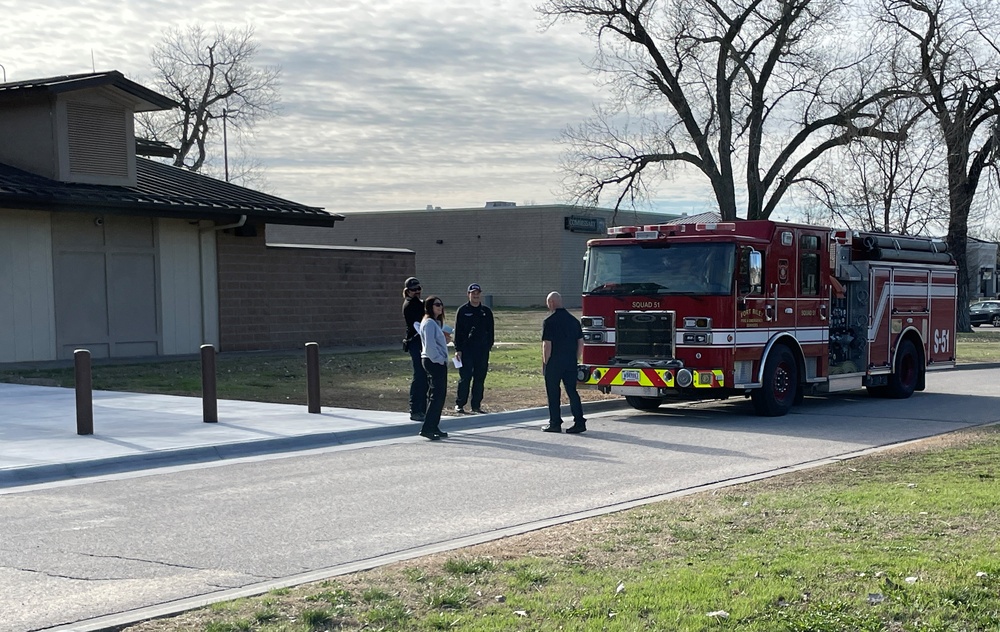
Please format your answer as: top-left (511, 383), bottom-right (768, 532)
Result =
top-left (578, 220), bottom-right (958, 416)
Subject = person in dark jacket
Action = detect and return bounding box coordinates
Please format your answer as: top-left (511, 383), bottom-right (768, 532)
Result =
top-left (402, 277), bottom-right (426, 421)
top-left (454, 283), bottom-right (495, 414)
top-left (541, 291), bottom-right (586, 433)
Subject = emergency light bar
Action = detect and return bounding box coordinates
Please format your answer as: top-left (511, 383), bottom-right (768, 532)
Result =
top-left (633, 222), bottom-right (738, 236)
top-left (635, 230), bottom-right (659, 240)
top-left (608, 226), bottom-right (639, 236)
top-left (696, 222), bottom-right (736, 231)
top-left (644, 224), bottom-right (676, 233)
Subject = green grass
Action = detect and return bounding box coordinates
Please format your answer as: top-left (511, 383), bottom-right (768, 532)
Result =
top-left (956, 328), bottom-right (1000, 363)
top-left (3, 311), bottom-right (997, 414)
top-left (121, 426), bottom-right (1000, 631)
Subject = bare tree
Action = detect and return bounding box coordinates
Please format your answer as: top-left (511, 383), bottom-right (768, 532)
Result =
top-left (880, 0), bottom-right (1000, 330)
top-left (542, 0), bottom-right (904, 220)
top-left (801, 111), bottom-right (950, 235)
top-left (137, 24), bottom-right (280, 177)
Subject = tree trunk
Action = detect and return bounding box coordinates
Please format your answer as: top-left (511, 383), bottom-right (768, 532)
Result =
top-left (946, 164), bottom-right (972, 333)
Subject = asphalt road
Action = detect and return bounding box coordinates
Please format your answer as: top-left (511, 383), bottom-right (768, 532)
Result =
top-left (3, 367), bottom-right (999, 632)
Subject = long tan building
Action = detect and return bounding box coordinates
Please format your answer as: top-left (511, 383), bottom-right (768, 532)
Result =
top-left (268, 203), bottom-right (683, 308)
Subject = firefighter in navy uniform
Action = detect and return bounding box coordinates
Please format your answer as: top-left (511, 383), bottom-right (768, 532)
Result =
top-left (402, 277), bottom-right (427, 421)
top-left (453, 283), bottom-right (495, 413)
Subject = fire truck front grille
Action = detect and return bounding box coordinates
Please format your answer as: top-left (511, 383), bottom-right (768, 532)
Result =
top-left (615, 311), bottom-right (674, 360)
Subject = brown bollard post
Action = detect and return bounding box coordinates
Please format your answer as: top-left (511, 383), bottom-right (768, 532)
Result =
top-left (306, 342), bottom-right (321, 414)
top-left (74, 349), bottom-right (93, 435)
top-left (201, 344), bottom-right (218, 423)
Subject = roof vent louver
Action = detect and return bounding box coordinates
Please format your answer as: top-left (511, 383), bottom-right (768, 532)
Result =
top-left (66, 101), bottom-right (129, 179)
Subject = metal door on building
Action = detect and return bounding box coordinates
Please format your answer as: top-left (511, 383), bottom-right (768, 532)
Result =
top-left (51, 214), bottom-right (161, 359)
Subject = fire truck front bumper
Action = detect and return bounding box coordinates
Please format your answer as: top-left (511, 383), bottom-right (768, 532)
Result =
top-left (578, 365), bottom-right (725, 395)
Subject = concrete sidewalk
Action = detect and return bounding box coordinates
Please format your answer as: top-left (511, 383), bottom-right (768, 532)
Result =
top-left (0, 383), bottom-right (624, 488)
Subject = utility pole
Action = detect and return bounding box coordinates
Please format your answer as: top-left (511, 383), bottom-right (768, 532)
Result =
top-left (222, 108), bottom-right (229, 182)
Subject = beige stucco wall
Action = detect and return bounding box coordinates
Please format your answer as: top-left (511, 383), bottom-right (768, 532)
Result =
top-left (267, 205), bottom-right (678, 308)
top-left (0, 99), bottom-right (58, 179)
top-left (0, 212), bottom-right (220, 364)
top-left (0, 210), bottom-right (56, 362)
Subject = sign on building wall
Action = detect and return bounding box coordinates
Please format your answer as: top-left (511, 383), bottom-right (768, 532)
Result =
top-left (564, 215), bottom-right (606, 234)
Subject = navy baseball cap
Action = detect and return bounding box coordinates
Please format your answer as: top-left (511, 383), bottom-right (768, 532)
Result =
top-left (405, 277), bottom-right (421, 290)
top-left (468, 283), bottom-right (482, 293)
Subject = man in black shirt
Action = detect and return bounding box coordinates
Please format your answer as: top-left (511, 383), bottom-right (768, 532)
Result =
top-left (454, 283), bottom-right (495, 413)
top-left (541, 291), bottom-right (586, 433)
top-left (402, 277), bottom-right (426, 421)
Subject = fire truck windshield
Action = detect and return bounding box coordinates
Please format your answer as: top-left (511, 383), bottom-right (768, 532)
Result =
top-left (583, 243), bottom-right (736, 296)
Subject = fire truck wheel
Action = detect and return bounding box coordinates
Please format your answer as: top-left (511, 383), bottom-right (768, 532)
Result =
top-left (886, 339), bottom-right (919, 399)
top-left (625, 396), bottom-right (664, 411)
top-left (751, 345), bottom-right (798, 417)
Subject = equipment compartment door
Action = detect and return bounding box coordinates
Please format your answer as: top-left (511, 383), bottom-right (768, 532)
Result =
top-left (928, 269), bottom-right (958, 363)
top-left (868, 267), bottom-right (893, 369)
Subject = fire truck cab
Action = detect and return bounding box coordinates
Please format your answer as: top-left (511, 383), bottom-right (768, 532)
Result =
top-left (578, 220), bottom-right (957, 416)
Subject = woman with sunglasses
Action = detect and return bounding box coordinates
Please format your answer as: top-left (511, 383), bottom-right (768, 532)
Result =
top-left (418, 295), bottom-right (449, 440)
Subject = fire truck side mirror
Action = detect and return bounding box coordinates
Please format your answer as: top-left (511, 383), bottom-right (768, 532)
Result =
top-left (748, 250), bottom-right (763, 289)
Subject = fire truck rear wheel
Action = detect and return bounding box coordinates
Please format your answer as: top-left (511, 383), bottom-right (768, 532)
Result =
top-left (886, 339), bottom-right (919, 399)
top-left (625, 396), bottom-right (664, 411)
top-left (751, 345), bottom-right (798, 417)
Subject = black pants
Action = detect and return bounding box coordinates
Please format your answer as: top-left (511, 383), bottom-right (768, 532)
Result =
top-left (456, 349), bottom-right (489, 409)
top-left (408, 341), bottom-right (427, 415)
top-left (544, 363), bottom-right (584, 426)
top-left (422, 358), bottom-right (447, 434)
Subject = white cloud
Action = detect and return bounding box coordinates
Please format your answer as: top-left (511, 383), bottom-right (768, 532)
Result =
top-left (0, 0), bottom-right (713, 212)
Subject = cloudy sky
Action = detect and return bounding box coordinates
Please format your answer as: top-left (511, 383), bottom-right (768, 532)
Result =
top-left (0, 0), bottom-right (713, 214)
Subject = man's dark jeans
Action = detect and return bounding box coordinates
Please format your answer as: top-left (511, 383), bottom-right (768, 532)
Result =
top-left (408, 341), bottom-right (427, 415)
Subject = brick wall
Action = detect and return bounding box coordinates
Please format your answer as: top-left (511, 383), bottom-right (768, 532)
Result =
top-left (217, 223), bottom-right (414, 352)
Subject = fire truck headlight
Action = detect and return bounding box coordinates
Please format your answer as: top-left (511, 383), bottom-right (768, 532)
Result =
top-left (581, 317), bottom-right (604, 328)
top-left (676, 368), bottom-right (693, 388)
top-left (591, 368), bottom-right (603, 381)
top-left (577, 365), bottom-right (590, 382)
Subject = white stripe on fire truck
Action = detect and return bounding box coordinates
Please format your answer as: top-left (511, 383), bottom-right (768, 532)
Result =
top-left (890, 283), bottom-right (957, 298)
top-left (589, 328), bottom-right (830, 347)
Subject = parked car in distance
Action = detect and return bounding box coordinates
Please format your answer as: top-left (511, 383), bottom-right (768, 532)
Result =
top-left (969, 300), bottom-right (1000, 327)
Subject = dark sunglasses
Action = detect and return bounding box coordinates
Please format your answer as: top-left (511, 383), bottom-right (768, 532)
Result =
top-left (410, 287), bottom-right (422, 292)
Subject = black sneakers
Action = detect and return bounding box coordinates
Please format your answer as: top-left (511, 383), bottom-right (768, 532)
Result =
top-left (541, 424), bottom-right (562, 433)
